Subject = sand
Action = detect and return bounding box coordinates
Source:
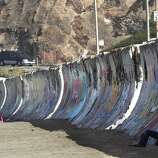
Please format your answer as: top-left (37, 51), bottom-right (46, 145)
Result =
top-left (0, 120), bottom-right (158, 158)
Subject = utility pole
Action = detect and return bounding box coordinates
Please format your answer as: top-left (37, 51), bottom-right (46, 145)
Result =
top-left (156, 0), bottom-right (158, 38)
top-left (94, 0), bottom-right (99, 55)
top-left (146, 0), bottom-right (150, 41)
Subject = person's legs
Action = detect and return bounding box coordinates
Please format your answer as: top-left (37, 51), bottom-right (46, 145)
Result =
top-left (136, 130), bottom-right (158, 147)
top-left (155, 139), bottom-right (158, 146)
top-left (147, 130), bottom-right (158, 139)
top-left (137, 130), bottom-right (151, 146)
top-left (147, 130), bottom-right (158, 146)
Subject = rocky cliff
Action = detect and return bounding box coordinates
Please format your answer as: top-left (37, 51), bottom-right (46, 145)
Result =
top-left (0, 0), bottom-right (155, 64)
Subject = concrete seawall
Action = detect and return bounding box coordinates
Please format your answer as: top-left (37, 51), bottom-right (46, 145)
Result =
top-left (1, 40), bottom-right (158, 136)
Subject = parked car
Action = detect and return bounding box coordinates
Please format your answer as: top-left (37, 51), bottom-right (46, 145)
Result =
top-left (0, 51), bottom-right (35, 66)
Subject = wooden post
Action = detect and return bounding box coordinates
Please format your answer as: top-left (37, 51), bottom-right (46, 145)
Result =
top-left (36, 57), bottom-right (39, 67)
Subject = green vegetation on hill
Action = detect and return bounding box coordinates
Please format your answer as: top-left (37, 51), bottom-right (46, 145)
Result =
top-left (112, 16), bottom-right (157, 49)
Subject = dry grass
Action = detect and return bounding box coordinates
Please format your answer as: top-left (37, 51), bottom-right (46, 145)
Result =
top-left (0, 67), bottom-right (26, 78)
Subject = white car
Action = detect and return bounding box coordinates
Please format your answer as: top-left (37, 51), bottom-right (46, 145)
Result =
top-left (22, 59), bottom-right (36, 66)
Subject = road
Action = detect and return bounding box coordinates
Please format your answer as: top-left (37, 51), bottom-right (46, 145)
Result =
top-left (0, 120), bottom-right (158, 158)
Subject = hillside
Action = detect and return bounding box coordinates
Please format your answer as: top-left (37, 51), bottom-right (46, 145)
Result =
top-left (0, 0), bottom-right (156, 64)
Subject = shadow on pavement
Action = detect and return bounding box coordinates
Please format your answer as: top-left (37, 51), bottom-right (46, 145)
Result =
top-left (31, 119), bottom-right (158, 158)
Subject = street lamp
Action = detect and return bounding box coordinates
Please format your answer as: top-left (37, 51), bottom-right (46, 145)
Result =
top-left (94, 0), bottom-right (99, 55)
top-left (155, 0), bottom-right (158, 38)
top-left (146, 0), bottom-right (150, 41)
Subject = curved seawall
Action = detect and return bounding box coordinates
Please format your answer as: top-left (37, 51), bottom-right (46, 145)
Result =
top-left (1, 40), bottom-right (158, 136)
